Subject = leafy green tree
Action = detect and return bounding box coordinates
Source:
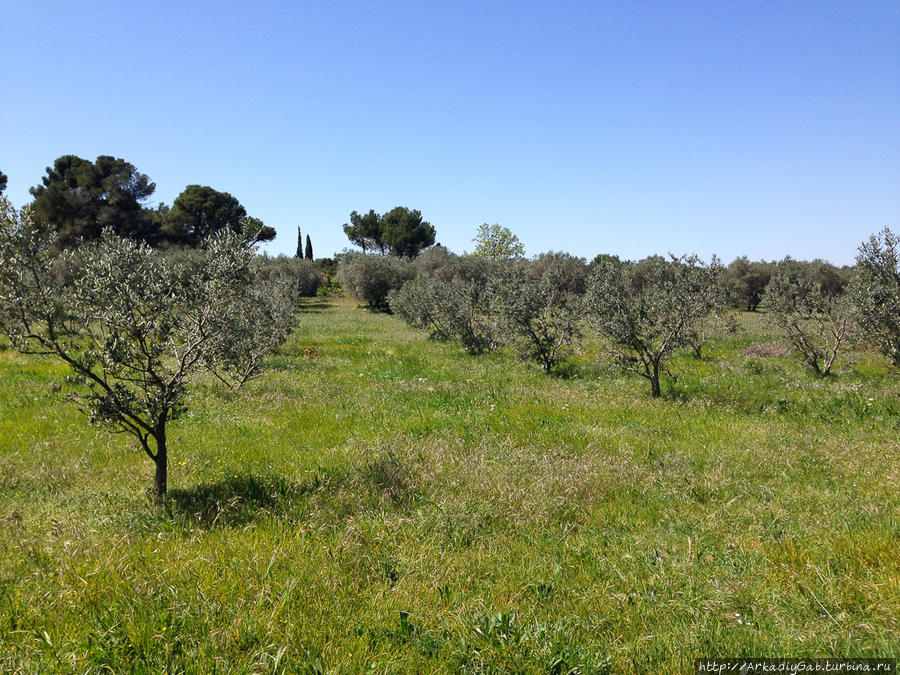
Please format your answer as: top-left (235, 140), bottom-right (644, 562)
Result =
top-left (807, 258), bottom-right (851, 297)
top-left (529, 252), bottom-right (589, 295)
top-left (589, 253), bottom-right (622, 269)
top-left (343, 209), bottom-right (387, 254)
top-left (471, 223), bottom-right (525, 261)
top-left (305, 234), bottom-right (313, 260)
top-left (342, 207), bottom-right (435, 258)
top-left (0, 170), bottom-right (7, 196)
top-left (413, 245), bottom-right (456, 278)
top-left (726, 257), bottom-right (774, 311)
top-left (382, 206), bottom-right (435, 258)
top-left (314, 256), bottom-right (338, 278)
top-left (242, 216), bottom-right (273, 243)
top-left (0, 197), bottom-right (295, 495)
top-left (586, 255), bottom-right (723, 397)
top-left (29, 155), bottom-right (158, 248)
top-left (161, 185), bottom-right (275, 246)
top-left (296, 226), bottom-right (303, 258)
top-left (762, 260), bottom-right (855, 375)
top-left (848, 228), bottom-right (900, 365)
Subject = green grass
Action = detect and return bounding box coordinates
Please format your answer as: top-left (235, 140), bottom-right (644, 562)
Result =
top-left (1, 299), bottom-right (897, 673)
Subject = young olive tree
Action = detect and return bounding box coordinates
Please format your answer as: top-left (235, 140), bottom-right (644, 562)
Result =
top-left (684, 271), bottom-right (735, 358)
top-left (0, 198), bottom-right (297, 495)
top-left (390, 255), bottom-right (501, 354)
top-left (762, 260), bottom-right (854, 376)
top-left (253, 255), bottom-right (322, 297)
top-left (493, 254), bottom-right (587, 374)
top-left (848, 228), bottom-right (900, 365)
top-left (685, 308), bottom-right (738, 359)
top-left (337, 252), bottom-right (414, 311)
top-left (586, 255), bottom-right (723, 397)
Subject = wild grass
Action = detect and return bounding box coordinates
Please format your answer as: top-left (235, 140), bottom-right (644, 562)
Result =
top-left (0, 298), bottom-right (897, 672)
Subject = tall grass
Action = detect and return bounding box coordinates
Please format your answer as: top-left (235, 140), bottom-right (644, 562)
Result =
top-left (1, 299), bottom-right (897, 672)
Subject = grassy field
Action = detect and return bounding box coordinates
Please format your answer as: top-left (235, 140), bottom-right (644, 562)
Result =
top-left (1, 298), bottom-right (897, 673)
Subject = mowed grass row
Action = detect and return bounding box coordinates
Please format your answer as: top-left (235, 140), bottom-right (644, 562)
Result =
top-left (0, 298), bottom-right (897, 672)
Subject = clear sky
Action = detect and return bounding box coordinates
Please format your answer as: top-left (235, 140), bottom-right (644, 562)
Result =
top-left (2, 1), bottom-right (898, 265)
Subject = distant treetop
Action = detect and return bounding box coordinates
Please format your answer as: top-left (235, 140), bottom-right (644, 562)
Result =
top-left (342, 206), bottom-right (435, 258)
top-left (29, 155), bottom-right (158, 248)
top-left (471, 223), bottom-right (525, 261)
top-left (161, 184), bottom-right (275, 247)
top-left (343, 209), bottom-right (388, 254)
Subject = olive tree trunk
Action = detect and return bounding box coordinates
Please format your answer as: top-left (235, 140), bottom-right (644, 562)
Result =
top-left (153, 427), bottom-right (167, 496)
top-left (650, 362), bottom-right (661, 398)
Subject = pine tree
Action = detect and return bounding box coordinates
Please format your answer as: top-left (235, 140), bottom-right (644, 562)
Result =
top-left (305, 234), bottom-right (313, 260)
top-left (296, 226), bottom-right (303, 258)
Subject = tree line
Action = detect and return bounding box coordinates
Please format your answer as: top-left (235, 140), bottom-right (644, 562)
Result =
top-left (340, 223), bottom-right (900, 397)
top-left (3, 155), bottom-right (278, 250)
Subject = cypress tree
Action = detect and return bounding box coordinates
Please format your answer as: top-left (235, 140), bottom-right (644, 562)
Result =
top-left (305, 234), bottom-right (313, 260)
top-left (296, 226), bottom-right (303, 258)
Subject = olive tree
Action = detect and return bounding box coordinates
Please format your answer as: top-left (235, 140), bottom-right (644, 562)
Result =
top-left (762, 260), bottom-right (854, 376)
top-left (725, 257), bottom-right (773, 311)
top-left (253, 255), bottom-right (322, 297)
top-left (337, 252), bottom-right (414, 311)
top-left (848, 228), bottom-right (900, 365)
top-left (0, 198), bottom-right (296, 495)
top-left (586, 255), bottom-right (723, 397)
top-left (390, 255), bottom-right (501, 354)
top-left (684, 271), bottom-right (735, 358)
top-left (493, 254), bottom-right (587, 374)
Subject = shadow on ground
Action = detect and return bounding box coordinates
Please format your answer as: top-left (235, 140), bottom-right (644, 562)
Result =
top-left (162, 473), bottom-right (320, 527)
top-left (146, 448), bottom-right (422, 530)
top-left (550, 359), bottom-right (604, 380)
top-left (299, 300), bottom-right (333, 313)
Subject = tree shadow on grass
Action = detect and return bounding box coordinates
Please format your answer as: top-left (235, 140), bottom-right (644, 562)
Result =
top-left (550, 359), bottom-right (604, 380)
top-left (161, 472), bottom-right (325, 528)
top-left (150, 448), bottom-right (423, 530)
top-left (360, 449), bottom-right (420, 507)
top-left (299, 300), bottom-right (332, 313)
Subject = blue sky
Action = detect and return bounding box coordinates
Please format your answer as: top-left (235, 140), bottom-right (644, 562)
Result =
top-left (2, 1), bottom-right (898, 265)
